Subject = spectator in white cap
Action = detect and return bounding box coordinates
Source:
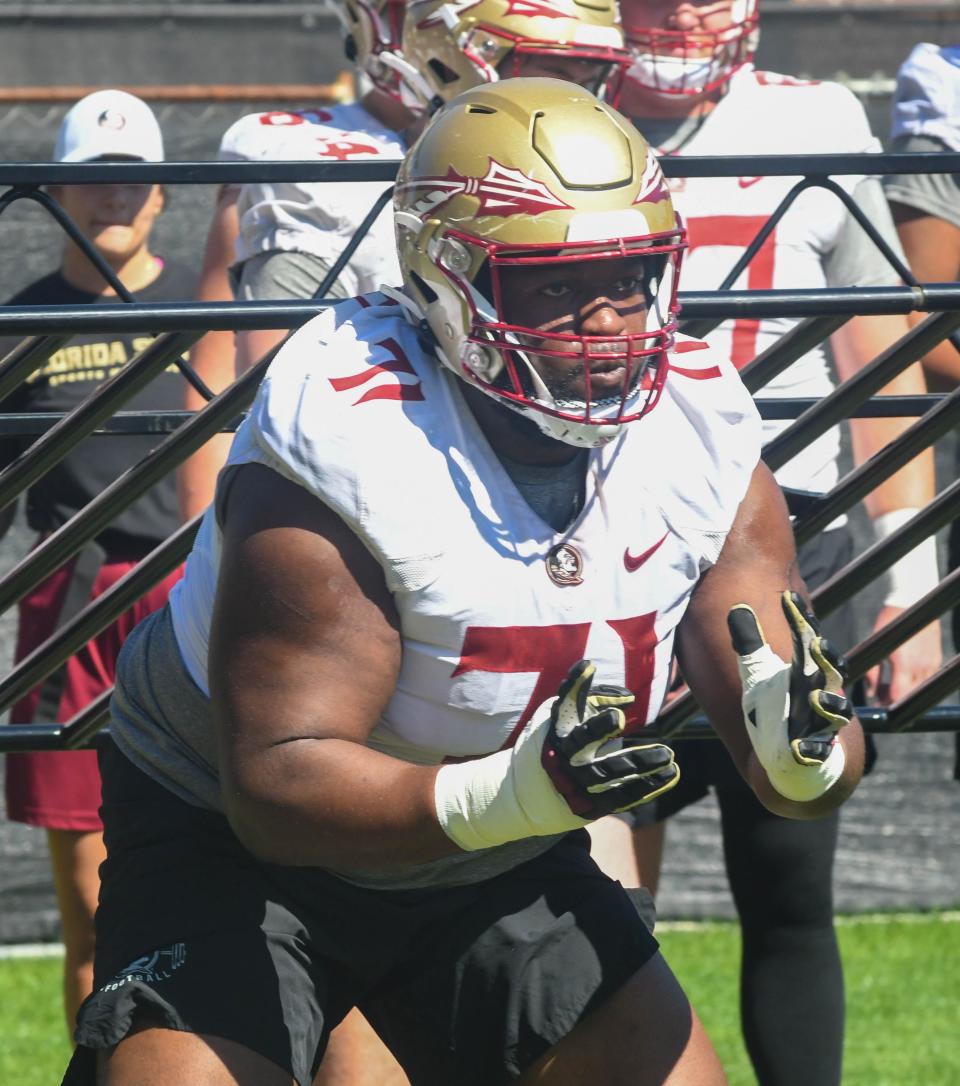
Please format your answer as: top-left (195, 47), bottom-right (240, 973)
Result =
top-left (0, 89), bottom-right (195, 1036)
top-left (54, 88), bottom-right (165, 164)
top-left (47, 89), bottom-right (167, 296)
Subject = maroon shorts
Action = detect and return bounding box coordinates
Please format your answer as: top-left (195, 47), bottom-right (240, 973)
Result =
top-left (4, 555), bottom-right (182, 832)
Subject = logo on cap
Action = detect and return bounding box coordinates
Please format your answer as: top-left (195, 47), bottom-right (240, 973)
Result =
top-left (97, 109), bottom-right (127, 131)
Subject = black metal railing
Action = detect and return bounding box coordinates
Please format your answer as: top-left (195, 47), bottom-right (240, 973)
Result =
top-left (0, 151), bottom-right (957, 751)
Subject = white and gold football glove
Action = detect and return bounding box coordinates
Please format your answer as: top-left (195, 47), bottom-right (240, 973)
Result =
top-left (727, 590), bottom-right (852, 803)
top-left (434, 660), bottom-right (680, 851)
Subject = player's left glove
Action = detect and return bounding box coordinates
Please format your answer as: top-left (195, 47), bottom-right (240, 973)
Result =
top-left (434, 659), bottom-right (679, 852)
top-left (540, 660), bottom-right (680, 819)
top-left (727, 590), bottom-right (853, 803)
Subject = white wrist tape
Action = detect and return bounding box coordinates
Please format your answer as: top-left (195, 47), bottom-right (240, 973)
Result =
top-left (737, 642), bottom-right (846, 803)
top-left (434, 717), bottom-right (588, 851)
top-left (874, 509), bottom-right (940, 610)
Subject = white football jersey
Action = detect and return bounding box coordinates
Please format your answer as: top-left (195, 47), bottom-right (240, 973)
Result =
top-left (169, 296), bottom-right (761, 766)
top-left (219, 103), bottom-right (405, 296)
top-left (656, 65), bottom-right (881, 497)
top-left (891, 43), bottom-right (960, 152)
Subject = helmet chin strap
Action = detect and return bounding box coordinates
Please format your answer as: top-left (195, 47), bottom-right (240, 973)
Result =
top-left (627, 51), bottom-right (721, 97)
top-left (524, 398), bottom-right (627, 449)
top-left (374, 50), bottom-right (439, 112)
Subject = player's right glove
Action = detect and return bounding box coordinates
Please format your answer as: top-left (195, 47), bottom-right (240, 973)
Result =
top-left (434, 659), bottom-right (680, 852)
top-left (727, 590), bottom-right (853, 803)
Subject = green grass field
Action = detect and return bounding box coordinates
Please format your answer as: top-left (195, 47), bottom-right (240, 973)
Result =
top-left (2, 912), bottom-right (958, 1085)
top-left (660, 912), bottom-right (960, 1085)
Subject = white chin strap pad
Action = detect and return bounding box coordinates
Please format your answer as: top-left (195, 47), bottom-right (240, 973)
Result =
top-left (627, 52), bottom-right (718, 96)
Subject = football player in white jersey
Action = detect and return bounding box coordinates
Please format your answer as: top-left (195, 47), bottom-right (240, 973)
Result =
top-left (64, 80), bottom-right (863, 1086)
top-left (585, 5), bottom-right (943, 1086)
top-left (178, 10), bottom-right (630, 1079)
top-left (178, 0), bottom-right (632, 520)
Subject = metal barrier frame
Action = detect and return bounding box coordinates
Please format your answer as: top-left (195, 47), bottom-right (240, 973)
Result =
top-left (0, 151), bottom-right (958, 750)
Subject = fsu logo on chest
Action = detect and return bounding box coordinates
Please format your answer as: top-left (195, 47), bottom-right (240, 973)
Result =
top-left (545, 543), bottom-right (584, 586)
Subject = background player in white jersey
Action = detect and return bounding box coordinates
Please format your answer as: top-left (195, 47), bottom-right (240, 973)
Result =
top-left (885, 42), bottom-right (960, 394)
top-left (62, 80), bottom-right (864, 1086)
top-left (178, 0), bottom-right (632, 520)
top-left (586, 5), bottom-right (943, 1086)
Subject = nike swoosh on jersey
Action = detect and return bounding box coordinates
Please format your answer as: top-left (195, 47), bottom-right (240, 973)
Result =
top-left (624, 531), bottom-right (669, 572)
top-left (738, 176), bottom-right (762, 189)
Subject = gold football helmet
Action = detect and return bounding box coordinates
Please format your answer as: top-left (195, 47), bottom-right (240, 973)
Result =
top-left (337, 0), bottom-right (409, 102)
top-left (398, 0), bottom-right (632, 115)
top-left (394, 78), bottom-right (685, 448)
top-left (623, 0), bottom-right (759, 98)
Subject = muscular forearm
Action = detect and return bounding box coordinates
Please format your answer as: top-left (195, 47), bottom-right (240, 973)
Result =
top-left (904, 311), bottom-right (960, 389)
top-left (179, 189), bottom-right (243, 521)
top-left (222, 737), bottom-right (459, 871)
top-left (220, 669), bottom-right (668, 868)
top-left (833, 315), bottom-right (935, 519)
top-left (891, 206), bottom-right (960, 390)
top-left (678, 466), bottom-right (865, 820)
top-left (848, 371), bottom-right (935, 520)
top-left (177, 326), bottom-right (239, 521)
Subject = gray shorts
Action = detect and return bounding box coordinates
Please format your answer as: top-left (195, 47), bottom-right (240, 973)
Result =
top-left (63, 745), bottom-right (658, 1086)
top-left (883, 135), bottom-right (960, 230)
top-left (231, 249), bottom-right (351, 302)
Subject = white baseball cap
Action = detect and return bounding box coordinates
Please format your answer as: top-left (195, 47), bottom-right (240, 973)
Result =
top-left (54, 89), bottom-right (164, 163)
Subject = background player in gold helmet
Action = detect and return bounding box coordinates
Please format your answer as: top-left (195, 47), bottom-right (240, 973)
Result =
top-left (179, 0), bottom-right (633, 520)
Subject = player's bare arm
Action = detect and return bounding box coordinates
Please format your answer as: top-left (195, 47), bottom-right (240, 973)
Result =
top-left (209, 462), bottom-right (458, 871)
top-left (832, 316), bottom-right (935, 525)
top-left (178, 185), bottom-right (241, 521)
top-left (675, 462), bottom-right (865, 819)
top-left (890, 204), bottom-right (960, 390)
top-left (832, 317), bottom-right (941, 703)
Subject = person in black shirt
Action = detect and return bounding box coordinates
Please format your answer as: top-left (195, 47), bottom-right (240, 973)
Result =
top-left (1, 89), bottom-right (196, 1034)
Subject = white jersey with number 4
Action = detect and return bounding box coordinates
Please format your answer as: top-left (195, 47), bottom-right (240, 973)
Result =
top-left (219, 103), bottom-right (405, 296)
top-left (169, 295), bottom-right (761, 766)
top-left (659, 65), bottom-right (882, 497)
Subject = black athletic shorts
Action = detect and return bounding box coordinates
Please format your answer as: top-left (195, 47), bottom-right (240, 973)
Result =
top-left (626, 524), bottom-right (874, 825)
top-left (63, 744), bottom-right (659, 1086)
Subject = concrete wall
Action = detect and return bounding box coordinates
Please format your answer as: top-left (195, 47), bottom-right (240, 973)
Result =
top-left (0, 2), bottom-right (954, 89)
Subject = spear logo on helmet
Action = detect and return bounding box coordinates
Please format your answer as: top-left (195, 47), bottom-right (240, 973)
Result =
top-left (397, 159), bottom-right (573, 219)
top-left (503, 0), bottom-right (578, 18)
top-left (633, 154), bottom-right (670, 205)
